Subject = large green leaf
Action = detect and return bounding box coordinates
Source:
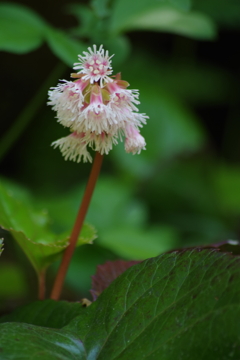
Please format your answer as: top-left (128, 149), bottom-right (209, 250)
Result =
top-left (0, 3), bottom-right (46, 53)
top-left (110, 0), bottom-right (216, 39)
top-left (0, 181), bottom-right (96, 274)
top-left (0, 249), bottom-right (240, 358)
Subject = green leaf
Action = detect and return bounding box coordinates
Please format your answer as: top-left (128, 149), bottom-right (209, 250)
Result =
top-left (99, 225), bottom-right (178, 259)
top-left (0, 2), bottom-right (46, 53)
top-left (64, 249), bottom-right (240, 358)
top-left (170, 0), bottom-right (191, 10)
top-left (111, 0), bottom-right (191, 32)
top-left (123, 7), bottom-right (216, 40)
top-left (110, 0), bottom-right (216, 40)
top-left (45, 28), bottom-right (86, 66)
top-left (1, 249), bottom-right (240, 358)
top-left (0, 300), bottom-right (84, 328)
top-left (0, 323), bottom-right (85, 359)
top-left (0, 180), bottom-right (96, 274)
top-left (133, 8), bottom-right (216, 40)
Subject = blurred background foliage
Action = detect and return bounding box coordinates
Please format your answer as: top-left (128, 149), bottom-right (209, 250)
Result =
top-left (0, 0), bottom-right (240, 307)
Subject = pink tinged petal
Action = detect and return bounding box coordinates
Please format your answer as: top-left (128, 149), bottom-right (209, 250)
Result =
top-left (125, 125), bottom-right (146, 155)
top-left (47, 79), bottom-right (89, 128)
top-left (90, 84), bottom-right (103, 106)
top-left (52, 132), bottom-right (92, 163)
top-left (73, 44), bottom-right (114, 87)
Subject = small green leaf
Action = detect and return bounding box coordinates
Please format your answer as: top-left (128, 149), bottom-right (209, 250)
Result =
top-left (0, 3), bottom-right (46, 53)
top-left (45, 27), bottom-right (86, 66)
top-left (0, 181), bottom-right (96, 274)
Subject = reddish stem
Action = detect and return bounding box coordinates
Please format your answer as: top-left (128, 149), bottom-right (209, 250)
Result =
top-left (50, 152), bottom-right (104, 300)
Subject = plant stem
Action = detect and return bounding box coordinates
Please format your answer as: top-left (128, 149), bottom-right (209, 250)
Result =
top-left (0, 62), bottom-right (66, 162)
top-left (50, 152), bottom-right (104, 300)
top-left (38, 270), bottom-right (46, 300)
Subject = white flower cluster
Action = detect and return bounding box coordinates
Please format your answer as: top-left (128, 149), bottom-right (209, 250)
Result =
top-left (48, 45), bottom-right (148, 163)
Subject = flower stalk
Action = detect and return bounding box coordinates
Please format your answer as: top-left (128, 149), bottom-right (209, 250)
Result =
top-left (50, 152), bottom-right (103, 300)
top-left (48, 45), bottom-right (148, 299)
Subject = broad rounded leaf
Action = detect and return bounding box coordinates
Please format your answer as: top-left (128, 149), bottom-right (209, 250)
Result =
top-left (111, 0), bottom-right (192, 35)
top-left (0, 3), bottom-right (46, 53)
top-left (110, 0), bottom-right (216, 40)
top-left (116, 6), bottom-right (216, 40)
top-left (66, 248), bottom-right (240, 359)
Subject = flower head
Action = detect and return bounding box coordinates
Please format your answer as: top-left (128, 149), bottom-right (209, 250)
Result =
top-left (73, 44), bottom-right (114, 87)
top-left (48, 45), bottom-right (148, 163)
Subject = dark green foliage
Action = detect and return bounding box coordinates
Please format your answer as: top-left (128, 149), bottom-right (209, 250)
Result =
top-left (1, 249), bottom-right (240, 358)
